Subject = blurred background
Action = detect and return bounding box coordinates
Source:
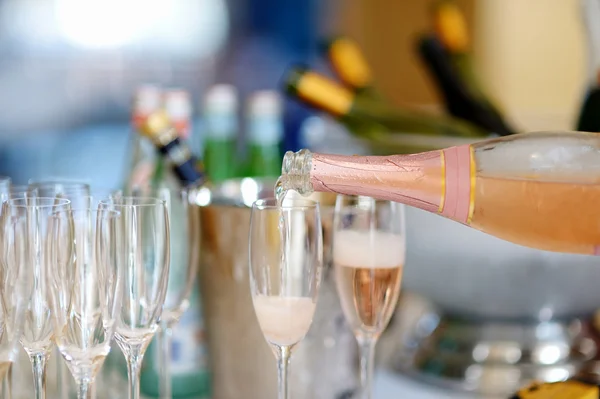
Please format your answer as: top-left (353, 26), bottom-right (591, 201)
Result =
top-left (0, 0), bottom-right (587, 185)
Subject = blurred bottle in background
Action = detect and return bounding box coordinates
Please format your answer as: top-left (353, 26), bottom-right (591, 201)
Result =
top-left (245, 90), bottom-right (283, 178)
top-left (202, 84), bottom-right (239, 182)
top-left (150, 89), bottom-right (194, 187)
top-left (125, 85), bottom-right (163, 190)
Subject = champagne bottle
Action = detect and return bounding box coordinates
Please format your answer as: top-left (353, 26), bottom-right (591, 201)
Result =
top-left (278, 131), bottom-right (600, 255)
top-left (322, 36), bottom-right (381, 99)
top-left (139, 110), bottom-right (204, 188)
top-left (202, 84), bottom-right (239, 182)
top-left (417, 35), bottom-right (516, 136)
top-left (245, 90), bottom-right (283, 177)
top-left (283, 65), bottom-right (488, 139)
top-left (431, 0), bottom-right (502, 113)
top-left (125, 85), bottom-right (162, 190)
top-left (151, 89), bottom-right (194, 186)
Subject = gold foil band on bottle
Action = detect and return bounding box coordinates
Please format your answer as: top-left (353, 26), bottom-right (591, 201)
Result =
top-left (440, 144), bottom-right (475, 224)
top-left (438, 150), bottom-right (446, 213)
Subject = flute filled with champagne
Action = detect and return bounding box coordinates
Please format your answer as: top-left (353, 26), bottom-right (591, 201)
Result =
top-left (276, 131), bottom-right (600, 255)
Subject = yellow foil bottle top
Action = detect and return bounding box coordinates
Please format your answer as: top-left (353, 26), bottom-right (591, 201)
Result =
top-left (515, 380), bottom-right (598, 399)
top-left (295, 71), bottom-right (354, 116)
top-left (329, 38), bottom-right (372, 89)
top-left (433, 1), bottom-right (469, 53)
top-left (140, 110), bottom-right (174, 143)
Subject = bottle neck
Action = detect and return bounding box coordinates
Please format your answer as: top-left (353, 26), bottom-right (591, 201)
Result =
top-left (281, 149), bottom-right (314, 196)
top-left (282, 148), bottom-right (454, 216)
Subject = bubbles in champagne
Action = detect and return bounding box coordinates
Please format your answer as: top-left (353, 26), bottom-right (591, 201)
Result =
top-left (275, 176), bottom-right (289, 295)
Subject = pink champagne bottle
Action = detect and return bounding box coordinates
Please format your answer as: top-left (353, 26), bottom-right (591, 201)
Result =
top-left (278, 131), bottom-right (600, 255)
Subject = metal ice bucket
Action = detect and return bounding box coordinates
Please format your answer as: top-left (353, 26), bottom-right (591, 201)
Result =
top-left (191, 178), bottom-right (357, 399)
top-left (404, 207), bottom-right (600, 320)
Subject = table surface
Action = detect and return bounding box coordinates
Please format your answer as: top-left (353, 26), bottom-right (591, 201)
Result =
top-left (374, 370), bottom-right (502, 399)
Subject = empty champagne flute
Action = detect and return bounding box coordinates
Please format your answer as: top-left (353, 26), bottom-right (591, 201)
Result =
top-left (249, 197), bottom-right (323, 399)
top-left (47, 206), bottom-right (122, 399)
top-left (98, 197), bottom-right (170, 399)
top-left (0, 185), bottom-right (32, 399)
top-left (0, 181), bottom-right (32, 399)
top-left (29, 180), bottom-right (92, 399)
top-left (333, 195), bottom-right (406, 399)
top-left (128, 186), bottom-right (199, 399)
top-left (2, 197), bottom-right (72, 399)
top-left (0, 176), bottom-right (11, 200)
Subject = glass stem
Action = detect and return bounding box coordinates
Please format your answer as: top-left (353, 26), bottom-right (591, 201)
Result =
top-left (158, 322), bottom-right (173, 399)
top-left (358, 337), bottom-right (377, 399)
top-left (57, 349), bottom-right (70, 399)
top-left (126, 345), bottom-right (145, 399)
top-left (30, 351), bottom-right (49, 399)
top-left (77, 380), bottom-right (92, 399)
top-left (2, 363), bottom-right (12, 399)
top-left (276, 345), bottom-right (291, 399)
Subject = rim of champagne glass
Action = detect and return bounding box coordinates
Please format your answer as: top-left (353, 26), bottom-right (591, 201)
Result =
top-left (51, 207), bottom-right (121, 218)
top-left (125, 185), bottom-right (191, 195)
top-left (28, 180), bottom-right (90, 188)
top-left (10, 185), bottom-right (33, 193)
top-left (57, 189), bottom-right (123, 200)
top-left (3, 191), bottom-right (30, 201)
top-left (6, 197), bottom-right (71, 208)
top-left (252, 197), bottom-right (319, 210)
top-left (98, 196), bottom-right (167, 207)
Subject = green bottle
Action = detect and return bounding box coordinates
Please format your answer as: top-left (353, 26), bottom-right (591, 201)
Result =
top-left (202, 84), bottom-right (239, 182)
top-left (246, 91), bottom-right (283, 177)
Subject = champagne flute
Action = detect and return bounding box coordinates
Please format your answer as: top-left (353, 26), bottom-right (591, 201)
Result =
top-left (128, 186), bottom-right (199, 399)
top-left (3, 197), bottom-right (72, 399)
top-left (47, 207), bottom-right (122, 399)
top-left (249, 197), bottom-right (323, 399)
top-left (333, 195), bottom-right (406, 399)
top-left (0, 176), bottom-right (12, 399)
top-left (98, 197), bottom-right (170, 399)
top-left (28, 180), bottom-right (91, 399)
top-left (0, 177), bottom-right (11, 200)
top-left (0, 182), bottom-right (32, 399)
top-left (0, 183), bottom-right (31, 399)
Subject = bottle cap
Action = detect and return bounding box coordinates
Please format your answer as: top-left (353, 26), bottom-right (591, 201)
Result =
top-left (164, 89), bottom-right (192, 139)
top-left (133, 85), bottom-right (162, 117)
top-left (204, 84), bottom-right (238, 113)
top-left (140, 110), bottom-right (175, 145)
top-left (164, 89), bottom-right (192, 121)
top-left (248, 90), bottom-right (281, 117)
